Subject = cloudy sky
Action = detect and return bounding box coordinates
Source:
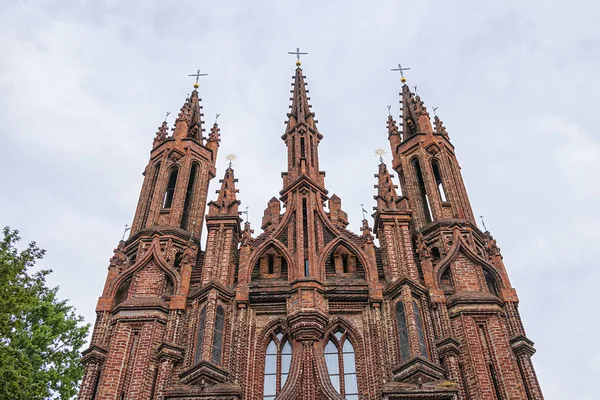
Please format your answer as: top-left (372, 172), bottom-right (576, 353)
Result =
top-left (1, 0), bottom-right (598, 398)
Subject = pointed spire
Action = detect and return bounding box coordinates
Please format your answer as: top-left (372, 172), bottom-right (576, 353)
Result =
top-left (208, 167), bottom-right (240, 216)
top-left (374, 162), bottom-right (402, 210)
top-left (173, 90), bottom-right (205, 141)
top-left (153, 120), bottom-right (168, 147)
top-left (433, 115), bottom-right (450, 139)
top-left (387, 114), bottom-right (401, 138)
top-left (286, 67), bottom-right (318, 132)
top-left (360, 219), bottom-right (374, 244)
top-left (206, 120), bottom-right (221, 161)
top-left (400, 84), bottom-right (434, 138)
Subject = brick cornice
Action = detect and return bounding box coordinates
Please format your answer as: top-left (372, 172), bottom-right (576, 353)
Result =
top-left (510, 334), bottom-right (537, 357)
top-left (80, 344), bottom-right (107, 365)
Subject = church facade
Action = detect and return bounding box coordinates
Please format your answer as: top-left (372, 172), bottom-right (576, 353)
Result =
top-left (78, 61), bottom-right (544, 400)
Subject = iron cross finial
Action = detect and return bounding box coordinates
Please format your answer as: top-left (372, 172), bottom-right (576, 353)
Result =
top-left (391, 63), bottom-right (411, 83)
top-left (188, 69), bottom-right (208, 88)
top-left (164, 111), bottom-right (171, 122)
top-left (387, 105), bottom-right (392, 116)
top-left (360, 204), bottom-right (369, 220)
top-left (288, 47), bottom-right (308, 66)
top-left (121, 224), bottom-right (131, 241)
top-left (215, 113), bottom-right (221, 124)
top-left (480, 215), bottom-right (488, 231)
top-left (432, 106), bottom-right (438, 117)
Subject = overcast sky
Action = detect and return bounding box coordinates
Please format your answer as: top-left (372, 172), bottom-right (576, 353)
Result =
top-left (1, 0), bottom-right (598, 398)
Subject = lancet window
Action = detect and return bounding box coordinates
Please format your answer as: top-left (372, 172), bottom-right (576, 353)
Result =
top-left (211, 306), bottom-right (225, 364)
top-left (324, 330), bottom-right (359, 400)
top-left (263, 332), bottom-right (292, 400)
top-left (396, 302), bottom-right (410, 361)
top-left (163, 168), bottom-right (179, 208)
top-left (194, 306), bottom-right (207, 364)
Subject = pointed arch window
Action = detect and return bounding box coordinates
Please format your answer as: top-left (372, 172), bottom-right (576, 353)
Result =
top-left (411, 158), bottom-right (432, 223)
top-left (263, 332), bottom-right (292, 400)
top-left (431, 159), bottom-right (448, 202)
top-left (181, 162), bottom-right (199, 230)
top-left (396, 302), bottom-right (410, 361)
top-left (142, 162), bottom-right (161, 227)
top-left (163, 168), bottom-right (179, 208)
top-left (412, 300), bottom-right (428, 358)
top-left (194, 306), bottom-right (207, 364)
top-left (483, 269), bottom-right (499, 296)
top-left (324, 330), bottom-right (359, 400)
top-left (211, 306), bottom-right (224, 364)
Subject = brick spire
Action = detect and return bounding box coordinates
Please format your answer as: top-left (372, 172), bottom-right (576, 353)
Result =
top-left (373, 162), bottom-right (402, 211)
top-left (208, 167), bottom-right (240, 216)
top-left (285, 66), bottom-right (318, 132)
top-left (206, 121), bottom-right (221, 161)
top-left (173, 89), bottom-right (205, 141)
top-left (399, 84), bottom-right (434, 138)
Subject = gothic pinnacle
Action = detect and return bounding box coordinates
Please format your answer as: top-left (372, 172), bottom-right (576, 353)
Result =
top-left (208, 165), bottom-right (240, 217)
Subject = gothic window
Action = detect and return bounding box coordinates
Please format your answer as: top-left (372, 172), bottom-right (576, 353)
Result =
top-left (431, 160), bottom-right (448, 202)
top-left (483, 269), bottom-right (499, 296)
top-left (412, 301), bottom-right (428, 358)
top-left (211, 306), bottom-right (225, 364)
top-left (268, 254), bottom-right (274, 274)
top-left (300, 137), bottom-right (306, 158)
top-left (114, 276), bottom-right (132, 305)
top-left (440, 267), bottom-right (455, 294)
top-left (263, 332), bottom-right (292, 399)
top-left (253, 247), bottom-right (288, 280)
top-left (163, 168), bottom-right (179, 208)
top-left (324, 330), bottom-right (358, 400)
top-left (396, 302), bottom-right (410, 361)
top-left (142, 162), bottom-right (160, 227)
top-left (411, 158), bottom-right (432, 223)
top-left (194, 306), bottom-right (206, 364)
top-left (181, 162), bottom-right (199, 230)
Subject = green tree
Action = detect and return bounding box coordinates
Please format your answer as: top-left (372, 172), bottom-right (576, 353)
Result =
top-left (0, 227), bottom-right (90, 400)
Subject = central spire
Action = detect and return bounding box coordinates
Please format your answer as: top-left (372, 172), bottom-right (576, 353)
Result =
top-left (280, 61), bottom-right (326, 196)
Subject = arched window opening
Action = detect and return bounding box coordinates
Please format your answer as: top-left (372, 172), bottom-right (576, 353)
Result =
top-left (181, 163), bottom-right (199, 230)
top-left (396, 302), bottom-right (410, 361)
top-left (300, 137), bottom-right (306, 158)
top-left (412, 301), bottom-right (428, 358)
top-left (114, 276), bottom-right (132, 305)
top-left (325, 245), bottom-right (364, 277)
top-left (163, 168), bottom-right (179, 209)
top-left (142, 163), bottom-right (161, 227)
top-left (211, 306), bottom-right (225, 364)
top-left (440, 267), bottom-right (455, 295)
top-left (253, 247), bottom-right (288, 280)
top-left (173, 251), bottom-right (183, 269)
top-left (263, 332), bottom-right (292, 400)
top-left (431, 247), bottom-right (441, 262)
top-left (431, 160), bottom-right (448, 202)
top-left (483, 269), bottom-right (499, 296)
top-left (310, 136), bottom-right (315, 167)
top-left (324, 330), bottom-right (358, 399)
top-left (411, 158), bottom-right (432, 223)
top-left (194, 306), bottom-right (206, 364)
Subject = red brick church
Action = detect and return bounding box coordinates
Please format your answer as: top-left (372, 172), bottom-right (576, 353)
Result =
top-left (78, 59), bottom-right (543, 400)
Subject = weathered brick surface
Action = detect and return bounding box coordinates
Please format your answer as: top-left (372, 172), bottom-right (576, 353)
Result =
top-left (79, 69), bottom-right (543, 400)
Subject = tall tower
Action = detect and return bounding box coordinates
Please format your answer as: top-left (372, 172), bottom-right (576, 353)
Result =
top-left (79, 61), bottom-right (543, 400)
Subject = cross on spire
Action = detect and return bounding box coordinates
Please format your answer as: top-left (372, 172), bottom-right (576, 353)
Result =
top-left (188, 69), bottom-right (208, 89)
top-left (288, 47), bottom-right (308, 66)
top-left (391, 63), bottom-right (411, 83)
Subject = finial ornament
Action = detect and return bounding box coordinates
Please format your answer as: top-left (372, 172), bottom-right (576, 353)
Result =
top-left (387, 105), bottom-right (392, 116)
top-left (121, 224), bottom-right (131, 241)
top-left (226, 153), bottom-right (237, 168)
top-left (239, 206), bottom-right (249, 221)
top-left (480, 215), bottom-right (488, 231)
top-left (391, 63), bottom-right (411, 83)
top-left (215, 113), bottom-right (221, 124)
top-left (188, 69), bottom-right (208, 89)
top-left (374, 148), bottom-right (386, 163)
top-left (164, 111), bottom-right (171, 122)
top-left (288, 47), bottom-right (308, 66)
top-left (432, 106), bottom-right (438, 117)
top-left (360, 204), bottom-right (369, 220)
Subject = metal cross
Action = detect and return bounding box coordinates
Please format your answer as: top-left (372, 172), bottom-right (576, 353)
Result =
top-left (360, 204), bottom-right (369, 220)
top-left (480, 215), bottom-right (488, 231)
top-left (188, 69), bottom-right (208, 85)
top-left (164, 111), bottom-right (171, 122)
top-left (432, 107), bottom-right (438, 117)
top-left (239, 206), bottom-right (249, 221)
top-left (288, 47), bottom-right (308, 62)
top-left (391, 63), bottom-right (411, 79)
top-left (122, 224), bottom-right (131, 241)
top-left (387, 105), bottom-right (392, 116)
top-left (215, 113), bottom-right (220, 124)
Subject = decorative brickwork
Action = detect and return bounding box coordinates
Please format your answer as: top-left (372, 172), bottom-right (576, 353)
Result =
top-left (79, 66), bottom-right (543, 400)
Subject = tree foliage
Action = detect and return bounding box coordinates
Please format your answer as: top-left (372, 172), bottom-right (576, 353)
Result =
top-left (0, 227), bottom-right (90, 400)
